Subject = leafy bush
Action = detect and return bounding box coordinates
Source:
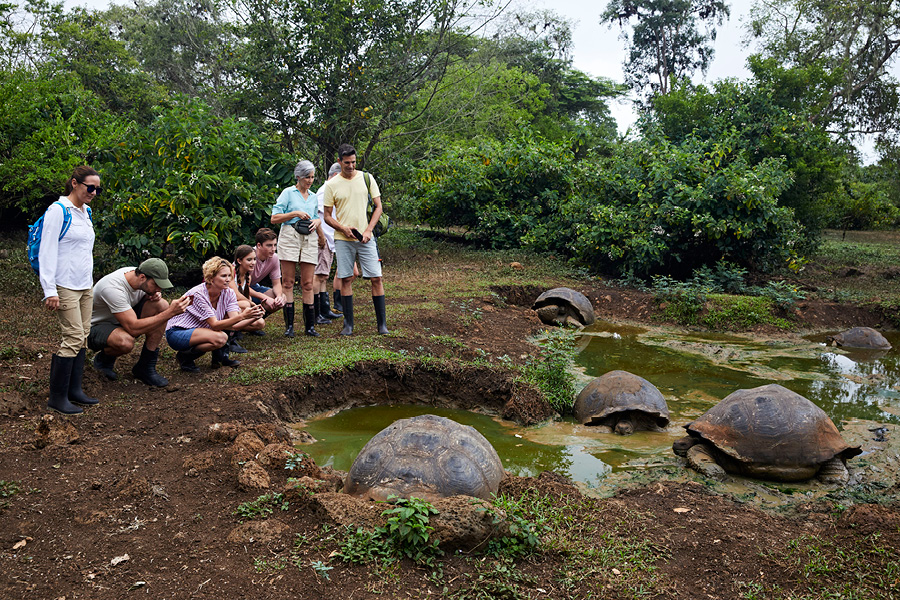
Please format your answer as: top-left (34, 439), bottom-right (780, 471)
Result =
top-left (566, 132), bottom-right (802, 277)
top-left (96, 96), bottom-right (292, 268)
top-left (0, 68), bottom-right (124, 219)
top-left (749, 280), bottom-right (806, 310)
top-left (378, 496), bottom-right (442, 564)
top-left (520, 328), bottom-right (577, 415)
top-left (413, 131), bottom-right (576, 249)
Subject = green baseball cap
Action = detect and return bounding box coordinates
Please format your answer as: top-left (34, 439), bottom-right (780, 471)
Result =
top-left (138, 258), bottom-right (173, 289)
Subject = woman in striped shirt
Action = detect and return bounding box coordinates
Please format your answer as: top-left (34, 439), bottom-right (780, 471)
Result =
top-left (165, 257), bottom-right (265, 371)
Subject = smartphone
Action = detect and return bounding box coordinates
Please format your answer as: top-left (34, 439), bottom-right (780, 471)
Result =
top-left (350, 228), bottom-right (364, 242)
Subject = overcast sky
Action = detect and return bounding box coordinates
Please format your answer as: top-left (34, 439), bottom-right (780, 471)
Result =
top-left (543, 0), bottom-right (754, 135)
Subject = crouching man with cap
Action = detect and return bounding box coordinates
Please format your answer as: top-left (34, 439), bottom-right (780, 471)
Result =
top-left (88, 258), bottom-right (191, 386)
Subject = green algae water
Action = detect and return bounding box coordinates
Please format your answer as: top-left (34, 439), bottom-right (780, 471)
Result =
top-left (299, 322), bottom-right (900, 487)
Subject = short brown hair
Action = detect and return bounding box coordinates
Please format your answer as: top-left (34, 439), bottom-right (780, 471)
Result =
top-left (255, 228), bottom-right (277, 245)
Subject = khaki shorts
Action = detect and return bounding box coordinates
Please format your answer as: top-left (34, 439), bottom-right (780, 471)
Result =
top-left (278, 224), bottom-right (318, 264)
top-left (315, 244), bottom-right (334, 276)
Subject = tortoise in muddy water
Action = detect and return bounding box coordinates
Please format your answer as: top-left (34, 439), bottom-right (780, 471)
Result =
top-left (574, 370), bottom-right (670, 435)
top-left (532, 287), bottom-right (596, 327)
top-left (828, 327), bottom-right (892, 350)
top-left (672, 384), bottom-right (862, 483)
top-left (343, 414), bottom-right (505, 502)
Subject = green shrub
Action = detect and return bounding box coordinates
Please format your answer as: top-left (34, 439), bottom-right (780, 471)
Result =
top-left (520, 328), bottom-right (577, 415)
top-left (0, 69), bottom-right (124, 218)
top-left (95, 96), bottom-right (292, 268)
top-left (567, 132), bottom-right (802, 277)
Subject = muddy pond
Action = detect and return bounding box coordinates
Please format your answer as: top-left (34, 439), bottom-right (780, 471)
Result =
top-left (298, 323), bottom-right (900, 496)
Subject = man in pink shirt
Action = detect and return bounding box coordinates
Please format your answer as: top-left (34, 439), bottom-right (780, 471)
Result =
top-left (248, 228), bottom-right (287, 315)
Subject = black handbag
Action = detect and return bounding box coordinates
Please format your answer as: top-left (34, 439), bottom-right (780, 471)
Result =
top-left (292, 218), bottom-right (312, 235)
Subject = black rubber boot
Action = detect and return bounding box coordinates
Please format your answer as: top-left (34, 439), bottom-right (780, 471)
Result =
top-left (69, 348), bottom-right (99, 405)
top-left (48, 354), bottom-right (82, 415)
top-left (227, 331), bottom-right (248, 354)
top-left (211, 343), bottom-right (240, 368)
top-left (373, 295), bottom-right (389, 335)
top-left (93, 351), bottom-right (118, 381)
top-left (315, 294), bottom-right (331, 325)
top-left (283, 303), bottom-right (295, 338)
top-left (131, 346), bottom-right (168, 387)
top-left (176, 349), bottom-right (204, 373)
top-left (320, 291), bottom-right (342, 320)
top-left (303, 303), bottom-right (319, 337)
top-left (333, 290), bottom-right (344, 314)
top-left (339, 295), bottom-right (354, 336)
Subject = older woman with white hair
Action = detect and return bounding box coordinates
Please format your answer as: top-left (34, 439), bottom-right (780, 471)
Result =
top-left (270, 160), bottom-right (326, 337)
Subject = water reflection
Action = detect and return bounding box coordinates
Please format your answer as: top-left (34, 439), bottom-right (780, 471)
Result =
top-left (298, 324), bottom-right (900, 486)
top-left (300, 405), bottom-right (611, 483)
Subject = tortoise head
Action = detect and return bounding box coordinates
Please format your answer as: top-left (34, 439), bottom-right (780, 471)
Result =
top-left (614, 417), bottom-right (635, 436)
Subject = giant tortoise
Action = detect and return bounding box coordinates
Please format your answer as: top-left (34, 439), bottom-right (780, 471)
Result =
top-left (532, 287), bottom-right (596, 327)
top-left (343, 414), bottom-right (505, 501)
top-left (575, 370), bottom-right (669, 435)
top-left (828, 327), bottom-right (892, 350)
top-left (672, 384), bottom-right (861, 483)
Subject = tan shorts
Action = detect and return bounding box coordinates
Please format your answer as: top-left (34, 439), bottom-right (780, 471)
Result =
top-left (278, 224), bottom-right (319, 264)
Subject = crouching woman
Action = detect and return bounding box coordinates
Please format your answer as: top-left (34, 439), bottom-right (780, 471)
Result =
top-left (165, 257), bottom-right (265, 371)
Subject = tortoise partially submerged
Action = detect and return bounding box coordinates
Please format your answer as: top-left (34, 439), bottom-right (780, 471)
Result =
top-left (344, 414), bottom-right (505, 501)
top-left (574, 370), bottom-right (669, 435)
top-left (532, 287), bottom-right (596, 327)
top-left (672, 384), bottom-right (861, 483)
top-left (828, 327), bottom-right (892, 350)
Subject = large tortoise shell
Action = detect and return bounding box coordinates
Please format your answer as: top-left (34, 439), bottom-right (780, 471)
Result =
top-left (685, 384), bottom-right (861, 471)
top-left (344, 414), bottom-right (505, 501)
top-left (574, 370), bottom-right (669, 427)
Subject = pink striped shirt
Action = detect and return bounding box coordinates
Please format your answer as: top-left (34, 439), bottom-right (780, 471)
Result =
top-left (166, 283), bottom-right (239, 331)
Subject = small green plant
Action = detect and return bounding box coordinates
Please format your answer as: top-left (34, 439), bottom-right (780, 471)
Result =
top-left (309, 559), bottom-right (333, 580)
top-left (233, 493), bottom-right (288, 520)
top-left (335, 526), bottom-right (393, 564)
top-left (520, 329), bottom-right (577, 414)
top-left (750, 280), bottom-right (806, 309)
top-left (0, 480), bottom-right (20, 510)
top-left (378, 496), bottom-right (443, 564)
top-left (253, 555), bottom-right (288, 573)
top-left (285, 451), bottom-right (311, 472)
top-left (651, 275), bottom-right (707, 324)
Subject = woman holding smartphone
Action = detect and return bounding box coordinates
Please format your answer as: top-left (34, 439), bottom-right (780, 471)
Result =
top-left (270, 160), bottom-right (326, 337)
top-left (165, 257), bottom-right (265, 371)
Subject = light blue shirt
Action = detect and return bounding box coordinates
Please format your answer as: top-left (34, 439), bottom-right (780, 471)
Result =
top-left (272, 186), bottom-right (318, 225)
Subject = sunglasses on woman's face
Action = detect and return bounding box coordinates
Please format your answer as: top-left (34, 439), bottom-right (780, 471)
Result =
top-left (80, 182), bottom-right (102, 195)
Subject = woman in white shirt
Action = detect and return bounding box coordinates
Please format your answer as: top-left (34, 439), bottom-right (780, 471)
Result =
top-left (38, 166), bottom-right (100, 414)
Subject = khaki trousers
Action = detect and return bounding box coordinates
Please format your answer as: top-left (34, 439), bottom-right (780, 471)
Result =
top-left (56, 287), bottom-right (93, 358)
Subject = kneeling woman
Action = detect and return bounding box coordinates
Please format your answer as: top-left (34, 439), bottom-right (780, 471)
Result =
top-left (165, 257), bottom-right (266, 371)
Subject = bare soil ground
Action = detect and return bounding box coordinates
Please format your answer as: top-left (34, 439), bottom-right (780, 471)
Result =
top-left (1, 236), bottom-right (898, 599)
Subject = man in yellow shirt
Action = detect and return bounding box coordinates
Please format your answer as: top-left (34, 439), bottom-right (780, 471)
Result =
top-left (323, 143), bottom-right (388, 335)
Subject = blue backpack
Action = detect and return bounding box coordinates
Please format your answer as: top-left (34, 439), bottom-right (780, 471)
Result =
top-left (27, 201), bottom-right (92, 275)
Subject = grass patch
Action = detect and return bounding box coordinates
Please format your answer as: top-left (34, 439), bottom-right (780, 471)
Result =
top-left (702, 295), bottom-right (793, 330)
top-left (230, 337), bottom-right (408, 384)
top-left (763, 533), bottom-right (900, 599)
